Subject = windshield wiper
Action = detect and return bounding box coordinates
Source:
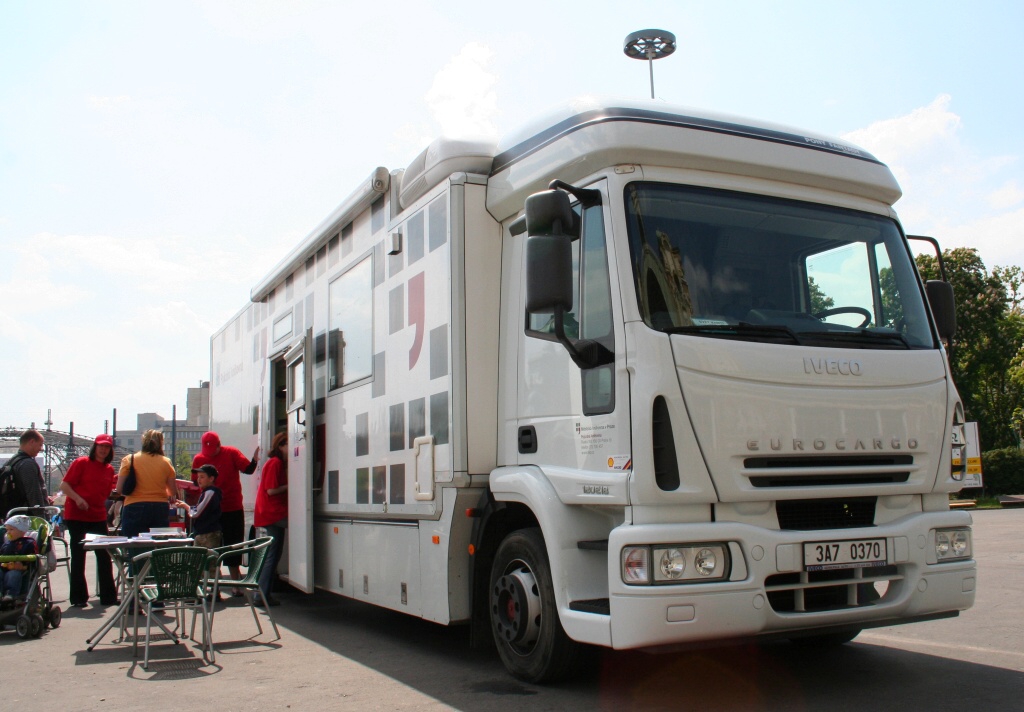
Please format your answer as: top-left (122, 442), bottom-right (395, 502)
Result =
top-left (665, 322), bottom-right (804, 345)
top-left (799, 329), bottom-right (911, 349)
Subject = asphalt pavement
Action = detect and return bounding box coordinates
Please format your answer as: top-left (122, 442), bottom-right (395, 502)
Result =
top-left (2, 509), bottom-right (1021, 711)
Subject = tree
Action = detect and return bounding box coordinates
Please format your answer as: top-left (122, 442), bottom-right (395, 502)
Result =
top-left (808, 276), bottom-right (834, 314)
top-left (917, 248), bottom-right (1024, 450)
top-left (174, 442), bottom-right (192, 477)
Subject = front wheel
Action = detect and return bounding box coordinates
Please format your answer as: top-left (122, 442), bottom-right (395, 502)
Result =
top-left (489, 528), bottom-right (581, 683)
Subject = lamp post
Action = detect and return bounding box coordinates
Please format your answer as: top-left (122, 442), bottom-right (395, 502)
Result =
top-left (623, 29), bottom-right (677, 99)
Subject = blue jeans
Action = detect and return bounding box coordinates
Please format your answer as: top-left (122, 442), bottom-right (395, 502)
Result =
top-left (119, 501), bottom-right (170, 575)
top-left (259, 521), bottom-right (287, 600)
top-left (1, 568), bottom-right (25, 598)
top-left (119, 501), bottom-right (170, 538)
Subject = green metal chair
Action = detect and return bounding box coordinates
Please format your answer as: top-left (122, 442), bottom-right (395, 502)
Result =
top-left (132, 546), bottom-right (216, 669)
top-left (196, 536), bottom-right (280, 651)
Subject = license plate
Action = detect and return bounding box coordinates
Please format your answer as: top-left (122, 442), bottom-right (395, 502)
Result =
top-left (803, 538), bottom-right (887, 571)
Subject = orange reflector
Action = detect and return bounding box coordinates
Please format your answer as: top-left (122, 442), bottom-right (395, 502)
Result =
top-left (333, 527), bottom-right (339, 534)
top-left (468, 544), bottom-right (476, 555)
top-left (432, 535), bottom-right (440, 545)
top-left (465, 508), bottom-right (479, 517)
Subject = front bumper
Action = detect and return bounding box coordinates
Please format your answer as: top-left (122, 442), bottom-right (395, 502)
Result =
top-left (606, 512), bottom-right (976, 650)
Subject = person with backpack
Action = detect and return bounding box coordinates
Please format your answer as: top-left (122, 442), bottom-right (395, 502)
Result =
top-left (1, 429), bottom-right (48, 516)
top-left (59, 434), bottom-right (119, 608)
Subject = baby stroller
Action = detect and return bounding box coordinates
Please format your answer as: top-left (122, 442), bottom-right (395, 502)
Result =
top-left (1, 506), bottom-right (62, 638)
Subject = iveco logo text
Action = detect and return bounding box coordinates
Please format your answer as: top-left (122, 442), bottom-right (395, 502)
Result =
top-left (803, 357), bottom-right (862, 376)
top-left (583, 485), bottom-right (611, 495)
top-left (746, 437), bottom-right (918, 452)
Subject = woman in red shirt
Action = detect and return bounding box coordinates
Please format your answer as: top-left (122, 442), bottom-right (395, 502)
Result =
top-left (254, 432), bottom-right (288, 606)
top-left (60, 434), bottom-right (119, 607)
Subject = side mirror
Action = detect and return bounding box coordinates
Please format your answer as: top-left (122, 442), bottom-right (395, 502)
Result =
top-left (524, 189), bottom-right (575, 315)
top-left (925, 280), bottom-right (957, 340)
top-left (525, 235), bottom-right (572, 313)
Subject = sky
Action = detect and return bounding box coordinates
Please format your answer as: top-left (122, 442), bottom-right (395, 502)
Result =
top-left (2, 1), bottom-right (1023, 438)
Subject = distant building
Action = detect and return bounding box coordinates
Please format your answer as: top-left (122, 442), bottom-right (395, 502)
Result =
top-left (115, 382), bottom-right (210, 462)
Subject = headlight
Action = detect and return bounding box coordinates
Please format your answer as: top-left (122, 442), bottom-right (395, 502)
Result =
top-left (622, 543), bottom-right (730, 584)
top-left (934, 527), bottom-right (972, 561)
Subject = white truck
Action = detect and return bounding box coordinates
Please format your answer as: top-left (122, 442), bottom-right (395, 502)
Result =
top-left (209, 97), bottom-right (976, 682)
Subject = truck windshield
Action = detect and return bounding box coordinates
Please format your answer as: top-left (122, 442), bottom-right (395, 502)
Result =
top-left (623, 183), bottom-right (935, 349)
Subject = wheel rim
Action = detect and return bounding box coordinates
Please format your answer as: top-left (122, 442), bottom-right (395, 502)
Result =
top-left (16, 616), bottom-right (30, 637)
top-left (491, 560), bottom-right (542, 655)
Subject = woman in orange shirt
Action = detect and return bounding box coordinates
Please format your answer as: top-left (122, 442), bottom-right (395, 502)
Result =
top-left (116, 429), bottom-right (178, 539)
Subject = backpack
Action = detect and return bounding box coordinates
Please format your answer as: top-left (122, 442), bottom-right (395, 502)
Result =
top-left (0, 452), bottom-right (29, 518)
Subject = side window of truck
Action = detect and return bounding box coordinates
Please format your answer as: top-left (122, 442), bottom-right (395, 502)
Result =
top-left (525, 203), bottom-right (616, 415)
top-left (328, 256), bottom-right (373, 389)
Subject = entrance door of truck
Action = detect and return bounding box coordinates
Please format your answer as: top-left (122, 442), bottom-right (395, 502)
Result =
top-left (284, 332), bottom-right (314, 593)
top-left (516, 180), bottom-right (632, 476)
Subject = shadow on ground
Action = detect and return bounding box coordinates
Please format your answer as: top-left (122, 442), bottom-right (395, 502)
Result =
top-left (268, 587), bottom-right (1024, 711)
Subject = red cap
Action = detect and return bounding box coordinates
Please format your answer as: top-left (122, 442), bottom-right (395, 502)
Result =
top-left (201, 431), bottom-right (221, 458)
top-left (95, 434), bottom-right (114, 446)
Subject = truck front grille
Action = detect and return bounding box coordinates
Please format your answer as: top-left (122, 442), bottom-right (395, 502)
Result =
top-left (744, 454), bottom-right (913, 488)
top-left (765, 565), bottom-right (900, 613)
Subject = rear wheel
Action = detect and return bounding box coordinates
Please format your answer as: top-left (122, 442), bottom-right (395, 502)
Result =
top-left (30, 614), bottom-right (44, 637)
top-left (49, 606), bottom-right (62, 629)
top-left (489, 528), bottom-right (581, 683)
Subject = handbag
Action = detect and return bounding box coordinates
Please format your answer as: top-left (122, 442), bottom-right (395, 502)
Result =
top-left (121, 454), bottom-right (138, 495)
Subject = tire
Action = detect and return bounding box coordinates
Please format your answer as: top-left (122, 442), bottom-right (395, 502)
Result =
top-left (16, 615), bottom-right (31, 639)
top-left (489, 528), bottom-right (581, 683)
top-left (30, 614), bottom-right (44, 637)
top-left (789, 629), bottom-right (861, 647)
top-left (49, 606), bottom-right (62, 629)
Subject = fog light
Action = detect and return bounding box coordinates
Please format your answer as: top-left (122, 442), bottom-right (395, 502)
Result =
top-left (659, 548), bottom-right (686, 579)
top-left (695, 548), bottom-right (718, 577)
top-left (934, 527), bottom-right (972, 561)
top-left (622, 546), bottom-right (649, 584)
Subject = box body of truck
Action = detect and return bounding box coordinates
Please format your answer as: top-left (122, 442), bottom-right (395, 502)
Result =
top-left (209, 98), bottom-right (975, 681)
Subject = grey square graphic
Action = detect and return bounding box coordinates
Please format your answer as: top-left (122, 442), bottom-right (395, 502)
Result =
top-left (356, 412), bottom-right (369, 457)
top-left (390, 403), bottom-right (405, 451)
top-left (356, 467), bottom-right (369, 504)
top-left (430, 324), bottom-right (448, 380)
top-left (408, 397), bottom-right (426, 447)
top-left (372, 351), bottom-right (386, 398)
top-left (407, 210), bottom-right (424, 265)
top-left (428, 197), bottom-right (448, 252)
top-left (328, 470), bottom-right (339, 504)
top-left (389, 284), bottom-right (405, 335)
top-left (430, 391), bottom-right (449, 445)
top-left (390, 464), bottom-right (405, 504)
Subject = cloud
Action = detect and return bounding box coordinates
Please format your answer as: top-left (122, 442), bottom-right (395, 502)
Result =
top-left (0, 228), bottom-right (276, 434)
top-left (87, 95), bottom-right (132, 109)
top-left (424, 42), bottom-right (500, 139)
top-left (843, 95), bottom-right (1024, 269)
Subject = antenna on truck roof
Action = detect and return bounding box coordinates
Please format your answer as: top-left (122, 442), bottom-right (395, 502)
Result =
top-left (623, 29), bottom-right (676, 99)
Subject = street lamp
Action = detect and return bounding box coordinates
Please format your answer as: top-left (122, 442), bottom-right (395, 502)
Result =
top-left (623, 29), bottom-right (677, 99)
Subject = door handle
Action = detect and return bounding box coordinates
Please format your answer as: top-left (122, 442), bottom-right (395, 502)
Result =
top-left (518, 426), bottom-right (537, 454)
